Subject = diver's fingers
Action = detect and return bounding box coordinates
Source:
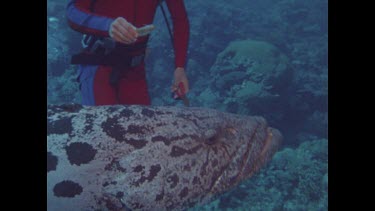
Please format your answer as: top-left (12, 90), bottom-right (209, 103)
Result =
top-left (112, 24), bottom-right (134, 44)
top-left (117, 18), bottom-right (138, 40)
top-left (110, 18), bottom-right (129, 43)
top-left (109, 17), bottom-right (137, 43)
top-left (111, 29), bottom-right (133, 44)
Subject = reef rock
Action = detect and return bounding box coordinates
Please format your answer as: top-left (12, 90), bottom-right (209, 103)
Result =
top-left (197, 39), bottom-right (292, 117)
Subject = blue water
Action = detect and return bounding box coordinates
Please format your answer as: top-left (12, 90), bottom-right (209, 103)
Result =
top-left (47, 0), bottom-right (328, 210)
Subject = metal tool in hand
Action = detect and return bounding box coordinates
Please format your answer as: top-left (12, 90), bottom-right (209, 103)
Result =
top-left (136, 24), bottom-right (155, 37)
top-left (173, 82), bottom-right (190, 107)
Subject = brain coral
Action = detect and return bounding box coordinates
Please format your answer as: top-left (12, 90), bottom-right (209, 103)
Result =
top-left (197, 39), bottom-right (292, 120)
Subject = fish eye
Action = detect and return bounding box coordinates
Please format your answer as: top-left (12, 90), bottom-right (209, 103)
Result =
top-left (205, 135), bottom-right (218, 145)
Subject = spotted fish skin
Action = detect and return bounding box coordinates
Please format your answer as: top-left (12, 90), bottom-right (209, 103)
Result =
top-left (47, 104), bottom-right (282, 211)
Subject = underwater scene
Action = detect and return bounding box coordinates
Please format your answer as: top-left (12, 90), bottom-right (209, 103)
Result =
top-left (47, 0), bottom-right (327, 210)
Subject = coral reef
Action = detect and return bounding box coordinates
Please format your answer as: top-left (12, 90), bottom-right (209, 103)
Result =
top-left (47, 0), bottom-right (82, 104)
top-left (47, 66), bottom-right (80, 104)
top-left (195, 39), bottom-right (292, 126)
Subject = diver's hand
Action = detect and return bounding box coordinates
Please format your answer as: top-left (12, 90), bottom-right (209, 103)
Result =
top-left (109, 17), bottom-right (138, 44)
top-left (171, 67), bottom-right (189, 95)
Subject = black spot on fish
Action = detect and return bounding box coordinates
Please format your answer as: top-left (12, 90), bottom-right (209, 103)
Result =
top-left (155, 190), bottom-right (164, 201)
top-left (131, 202), bottom-right (144, 209)
top-left (102, 181), bottom-right (117, 187)
top-left (105, 159), bottom-right (126, 172)
top-left (106, 107), bottom-right (119, 113)
top-left (47, 151), bottom-right (58, 173)
top-left (183, 164), bottom-right (191, 171)
top-left (53, 180), bottom-right (83, 197)
top-left (126, 125), bottom-right (149, 135)
top-left (101, 117), bottom-right (126, 142)
top-left (155, 122), bottom-right (167, 127)
top-left (170, 145), bottom-right (202, 157)
top-left (120, 108), bottom-right (135, 118)
top-left (102, 117), bottom-right (147, 148)
top-left (59, 103), bottom-right (83, 113)
top-left (116, 191), bottom-right (124, 198)
top-left (116, 165), bottom-right (126, 173)
top-left (170, 134), bottom-right (194, 142)
top-left (133, 165), bottom-right (161, 186)
top-left (179, 187), bottom-right (189, 199)
top-left (47, 105), bottom-right (60, 117)
top-left (141, 108), bottom-right (155, 118)
top-left (151, 135), bottom-right (171, 146)
top-left (176, 113), bottom-right (191, 119)
top-left (133, 165), bottom-right (145, 173)
top-left (192, 176), bottom-right (201, 185)
top-left (102, 122), bottom-right (148, 149)
top-left (124, 138), bottom-right (147, 149)
top-left (170, 146), bottom-right (186, 157)
top-left (176, 113), bottom-right (199, 126)
top-left (47, 116), bottom-right (73, 135)
top-left (155, 110), bottom-right (168, 115)
top-left (66, 142), bottom-right (97, 166)
top-left (167, 173), bottom-right (179, 189)
top-left (149, 165), bottom-right (161, 180)
top-left (104, 195), bottom-right (123, 211)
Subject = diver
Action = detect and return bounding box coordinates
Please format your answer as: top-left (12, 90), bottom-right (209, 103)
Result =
top-left (66, 0), bottom-right (190, 106)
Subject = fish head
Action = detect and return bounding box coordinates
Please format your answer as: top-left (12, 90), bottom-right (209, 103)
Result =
top-left (185, 114), bottom-right (282, 202)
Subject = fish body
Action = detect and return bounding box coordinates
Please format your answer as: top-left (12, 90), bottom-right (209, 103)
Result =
top-left (47, 104), bottom-right (282, 210)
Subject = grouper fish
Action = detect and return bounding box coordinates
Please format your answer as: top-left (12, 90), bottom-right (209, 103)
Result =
top-left (47, 104), bottom-right (282, 211)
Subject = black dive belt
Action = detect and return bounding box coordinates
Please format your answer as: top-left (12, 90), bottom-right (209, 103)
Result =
top-left (71, 42), bottom-right (146, 68)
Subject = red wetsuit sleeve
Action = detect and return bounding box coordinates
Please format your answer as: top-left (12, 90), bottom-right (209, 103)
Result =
top-left (66, 0), bottom-right (114, 37)
top-left (165, 0), bottom-right (190, 68)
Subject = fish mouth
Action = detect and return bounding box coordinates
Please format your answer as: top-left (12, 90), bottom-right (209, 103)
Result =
top-left (260, 128), bottom-right (280, 158)
top-left (238, 127), bottom-right (282, 179)
top-left (207, 127), bottom-right (282, 195)
top-left (253, 127), bottom-right (282, 171)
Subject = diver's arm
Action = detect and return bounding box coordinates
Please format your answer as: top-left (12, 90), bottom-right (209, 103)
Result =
top-left (66, 0), bottom-right (137, 43)
top-left (66, 0), bottom-right (114, 37)
top-left (165, 0), bottom-right (190, 69)
top-left (166, 0), bottom-right (190, 94)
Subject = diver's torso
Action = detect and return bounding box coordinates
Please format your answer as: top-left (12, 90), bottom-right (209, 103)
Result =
top-left (92, 0), bottom-right (159, 27)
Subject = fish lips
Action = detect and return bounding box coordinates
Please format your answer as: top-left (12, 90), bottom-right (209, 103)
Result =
top-left (244, 127), bottom-right (282, 177)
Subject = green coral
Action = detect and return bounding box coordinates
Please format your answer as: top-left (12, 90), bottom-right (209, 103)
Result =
top-left (202, 39), bottom-right (291, 120)
top-left (213, 40), bottom-right (289, 79)
top-left (235, 81), bottom-right (263, 99)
